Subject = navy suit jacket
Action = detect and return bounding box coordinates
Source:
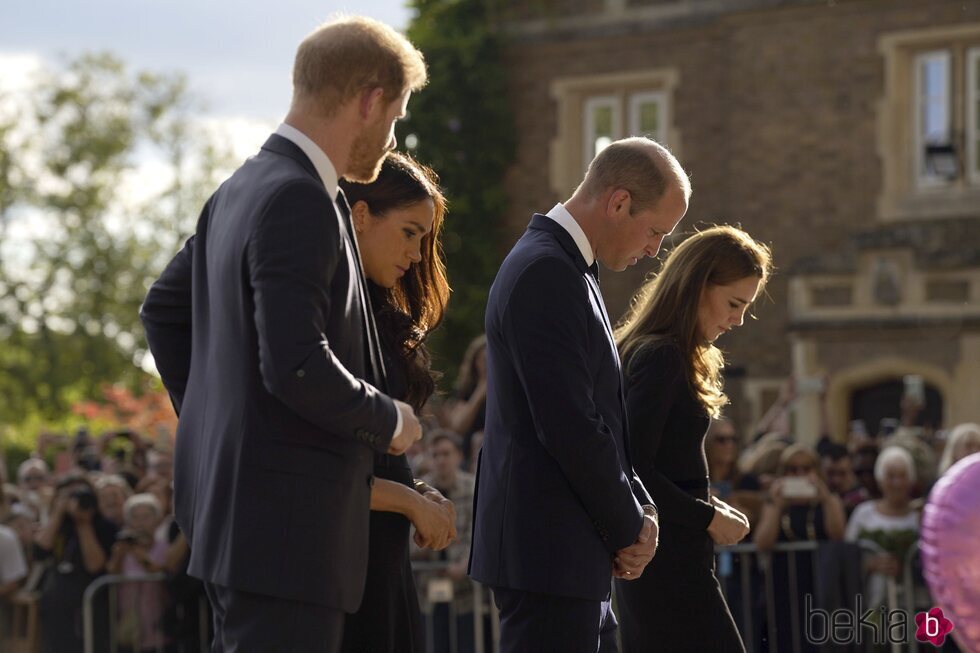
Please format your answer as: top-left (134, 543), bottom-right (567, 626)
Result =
top-left (140, 134), bottom-right (397, 611)
top-left (469, 214), bottom-right (654, 601)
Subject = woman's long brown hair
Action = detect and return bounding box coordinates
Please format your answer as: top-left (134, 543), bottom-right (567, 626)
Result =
top-left (615, 225), bottom-right (772, 417)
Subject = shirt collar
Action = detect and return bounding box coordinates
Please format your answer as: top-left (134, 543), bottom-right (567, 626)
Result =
top-left (274, 123), bottom-right (339, 198)
top-left (545, 203), bottom-right (595, 267)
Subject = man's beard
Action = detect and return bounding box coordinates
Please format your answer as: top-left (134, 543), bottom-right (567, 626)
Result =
top-left (346, 116), bottom-right (391, 183)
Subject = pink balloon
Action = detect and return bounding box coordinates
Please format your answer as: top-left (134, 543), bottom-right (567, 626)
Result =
top-left (921, 451), bottom-right (980, 652)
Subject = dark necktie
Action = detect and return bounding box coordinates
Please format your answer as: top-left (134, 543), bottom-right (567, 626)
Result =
top-left (589, 261), bottom-right (600, 283)
top-left (335, 188), bottom-right (388, 393)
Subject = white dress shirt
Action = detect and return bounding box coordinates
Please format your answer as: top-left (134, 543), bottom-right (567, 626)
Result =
top-left (545, 203), bottom-right (595, 267)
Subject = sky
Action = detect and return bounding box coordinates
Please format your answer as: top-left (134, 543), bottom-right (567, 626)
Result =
top-left (0, 0), bottom-right (414, 133)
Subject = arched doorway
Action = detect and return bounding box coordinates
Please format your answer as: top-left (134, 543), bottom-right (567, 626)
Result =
top-left (849, 378), bottom-right (944, 437)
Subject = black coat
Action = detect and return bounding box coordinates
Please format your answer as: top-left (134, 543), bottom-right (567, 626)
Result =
top-left (140, 134), bottom-right (397, 611)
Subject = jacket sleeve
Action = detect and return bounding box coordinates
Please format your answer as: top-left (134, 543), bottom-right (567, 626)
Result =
top-left (502, 257), bottom-right (644, 552)
top-left (625, 343), bottom-right (715, 531)
top-left (247, 180), bottom-right (397, 452)
top-left (140, 229), bottom-right (197, 415)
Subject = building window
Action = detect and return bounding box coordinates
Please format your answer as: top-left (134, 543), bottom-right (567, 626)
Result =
top-left (968, 47), bottom-right (980, 185)
top-left (550, 68), bottom-right (679, 196)
top-left (878, 25), bottom-right (980, 221)
top-left (629, 91), bottom-right (668, 143)
top-left (914, 50), bottom-right (952, 187)
top-left (582, 91), bottom-right (668, 171)
top-left (583, 95), bottom-right (621, 163)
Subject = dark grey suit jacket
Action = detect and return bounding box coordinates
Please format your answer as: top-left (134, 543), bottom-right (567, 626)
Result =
top-left (140, 134), bottom-right (397, 611)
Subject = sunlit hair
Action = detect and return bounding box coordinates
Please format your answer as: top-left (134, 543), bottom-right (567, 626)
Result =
top-left (123, 493), bottom-right (162, 524)
top-left (615, 225), bottom-right (773, 417)
top-left (454, 334), bottom-right (487, 399)
top-left (874, 445), bottom-right (916, 484)
top-left (293, 15), bottom-right (427, 117)
top-left (340, 151), bottom-right (449, 411)
top-left (938, 422), bottom-right (980, 475)
top-left (17, 458), bottom-right (48, 483)
top-left (95, 474), bottom-right (133, 497)
top-left (578, 137), bottom-right (691, 213)
top-left (778, 444), bottom-right (820, 477)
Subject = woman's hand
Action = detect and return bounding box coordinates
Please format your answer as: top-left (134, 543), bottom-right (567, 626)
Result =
top-left (707, 496), bottom-right (750, 545)
top-left (411, 491), bottom-right (456, 550)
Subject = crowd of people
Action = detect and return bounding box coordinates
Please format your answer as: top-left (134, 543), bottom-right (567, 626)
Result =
top-left (1, 384), bottom-right (974, 651)
top-left (0, 429), bottom-right (206, 652)
top-left (0, 329), bottom-right (492, 653)
top-left (702, 384), bottom-right (979, 651)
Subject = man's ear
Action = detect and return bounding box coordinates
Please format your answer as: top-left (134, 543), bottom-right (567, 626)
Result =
top-left (350, 200), bottom-right (370, 233)
top-left (606, 188), bottom-right (632, 218)
top-left (359, 87), bottom-right (386, 120)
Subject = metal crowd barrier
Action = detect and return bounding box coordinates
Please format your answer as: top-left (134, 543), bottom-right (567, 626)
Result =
top-left (714, 539), bottom-right (928, 653)
top-left (410, 560), bottom-right (500, 653)
top-left (82, 572), bottom-right (210, 653)
top-left (73, 544), bottom-right (930, 653)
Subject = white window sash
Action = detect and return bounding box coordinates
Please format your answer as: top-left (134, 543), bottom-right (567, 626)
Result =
top-left (968, 47), bottom-right (980, 185)
top-left (913, 50), bottom-right (952, 189)
top-left (628, 91), bottom-right (669, 144)
top-left (583, 95), bottom-right (622, 167)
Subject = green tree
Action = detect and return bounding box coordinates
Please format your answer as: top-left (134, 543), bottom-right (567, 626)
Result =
top-left (0, 53), bottom-right (230, 427)
top-left (401, 0), bottom-right (515, 386)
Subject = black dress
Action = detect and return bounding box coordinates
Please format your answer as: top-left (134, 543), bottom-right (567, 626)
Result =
top-left (615, 341), bottom-right (745, 653)
top-left (340, 319), bottom-right (424, 653)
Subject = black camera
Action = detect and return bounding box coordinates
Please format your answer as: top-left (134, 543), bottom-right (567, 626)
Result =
top-left (71, 488), bottom-right (97, 511)
top-left (116, 529), bottom-right (145, 545)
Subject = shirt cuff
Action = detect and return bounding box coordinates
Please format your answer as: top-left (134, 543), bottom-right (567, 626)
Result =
top-left (393, 403), bottom-right (403, 439)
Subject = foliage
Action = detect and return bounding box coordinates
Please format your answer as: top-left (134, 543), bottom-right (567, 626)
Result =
top-left (0, 53), bottom-right (231, 433)
top-left (401, 0), bottom-right (515, 387)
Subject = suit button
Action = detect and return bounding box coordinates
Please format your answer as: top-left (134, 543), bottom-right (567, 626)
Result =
top-left (296, 370), bottom-right (305, 378)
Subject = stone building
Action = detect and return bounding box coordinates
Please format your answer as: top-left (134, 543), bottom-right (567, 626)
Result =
top-left (492, 0), bottom-right (980, 443)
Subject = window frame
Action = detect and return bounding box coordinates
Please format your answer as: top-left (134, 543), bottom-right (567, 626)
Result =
top-left (628, 90), bottom-right (668, 143)
top-left (967, 47), bottom-right (980, 185)
top-left (912, 49), bottom-right (953, 189)
top-left (582, 95), bottom-right (622, 166)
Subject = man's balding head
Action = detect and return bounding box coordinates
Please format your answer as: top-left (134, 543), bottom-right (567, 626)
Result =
top-left (579, 137), bottom-right (690, 214)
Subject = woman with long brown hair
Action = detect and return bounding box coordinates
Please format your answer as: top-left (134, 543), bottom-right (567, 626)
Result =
top-left (338, 151), bottom-right (456, 653)
top-left (614, 225), bottom-right (772, 652)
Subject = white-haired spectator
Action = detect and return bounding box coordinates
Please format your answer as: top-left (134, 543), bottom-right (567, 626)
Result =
top-left (17, 458), bottom-right (52, 524)
top-left (846, 446), bottom-right (919, 608)
top-left (95, 474), bottom-right (133, 527)
top-left (107, 493), bottom-right (170, 651)
top-left (938, 422), bottom-right (980, 476)
top-left (0, 519), bottom-right (28, 601)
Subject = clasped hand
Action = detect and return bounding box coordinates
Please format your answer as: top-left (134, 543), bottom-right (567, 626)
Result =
top-left (613, 512), bottom-right (658, 580)
top-left (707, 496), bottom-right (750, 546)
top-left (412, 488), bottom-right (457, 551)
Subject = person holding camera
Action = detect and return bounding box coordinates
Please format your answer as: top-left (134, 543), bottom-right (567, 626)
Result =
top-left (753, 444), bottom-right (846, 551)
top-left (107, 493), bottom-right (170, 652)
top-left (34, 474), bottom-right (118, 652)
top-left (753, 443), bottom-right (845, 652)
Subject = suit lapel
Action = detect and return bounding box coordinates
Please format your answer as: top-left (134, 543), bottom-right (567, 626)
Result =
top-left (335, 189), bottom-right (389, 394)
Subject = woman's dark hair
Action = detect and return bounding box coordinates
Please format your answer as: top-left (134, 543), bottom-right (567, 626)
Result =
top-left (340, 152), bottom-right (450, 411)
